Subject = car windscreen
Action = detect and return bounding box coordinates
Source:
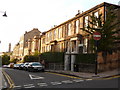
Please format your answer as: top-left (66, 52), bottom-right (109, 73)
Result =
top-left (32, 63), bottom-right (41, 66)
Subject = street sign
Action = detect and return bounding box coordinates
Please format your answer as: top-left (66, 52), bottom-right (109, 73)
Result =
top-left (93, 32), bottom-right (101, 40)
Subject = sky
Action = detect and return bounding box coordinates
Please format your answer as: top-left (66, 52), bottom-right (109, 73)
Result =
top-left (0, 0), bottom-right (119, 52)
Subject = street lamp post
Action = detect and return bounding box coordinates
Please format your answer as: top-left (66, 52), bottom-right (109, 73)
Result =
top-left (0, 11), bottom-right (7, 45)
top-left (0, 10), bottom-right (7, 45)
top-left (0, 11), bottom-right (7, 17)
top-left (0, 11), bottom-right (7, 67)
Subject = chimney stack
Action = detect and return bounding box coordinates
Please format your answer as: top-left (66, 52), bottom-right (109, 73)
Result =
top-left (75, 10), bottom-right (81, 16)
top-left (8, 43), bottom-right (11, 52)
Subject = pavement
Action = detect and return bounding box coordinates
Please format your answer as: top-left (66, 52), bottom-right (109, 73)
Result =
top-left (46, 68), bottom-right (120, 79)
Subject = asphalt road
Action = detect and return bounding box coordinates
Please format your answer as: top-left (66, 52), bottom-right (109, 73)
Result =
top-left (2, 68), bottom-right (120, 89)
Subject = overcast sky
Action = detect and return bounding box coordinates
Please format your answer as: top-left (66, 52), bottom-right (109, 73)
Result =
top-left (0, 0), bottom-right (119, 52)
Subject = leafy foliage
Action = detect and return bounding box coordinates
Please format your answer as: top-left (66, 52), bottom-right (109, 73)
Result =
top-left (76, 53), bottom-right (95, 64)
top-left (40, 52), bottom-right (64, 63)
top-left (10, 58), bottom-right (19, 64)
top-left (24, 55), bottom-right (39, 62)
top-left (2, 55), bottom-right (10, 65)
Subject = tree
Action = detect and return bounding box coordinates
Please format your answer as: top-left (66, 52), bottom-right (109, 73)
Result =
top-left (10, 58), bottom-right (19, 64)
top-left (82, 5), bottom-right (120, 52)
top-left (2, 54), bottom-right (10, 65)
top-left (34, 50), bottom-right (40, 56)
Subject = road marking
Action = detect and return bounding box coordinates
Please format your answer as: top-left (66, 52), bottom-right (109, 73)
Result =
top-left (102, 75), bottom-right (120, 80)
top-left (46, 72), bottom-right (81, 79)
top-left (37, 83), bottom-right (48, 87)
top-left (14, 85), bottom-right (22, 88)
top-left (24, 86), bottom-right (35, 88)
top-left (24, 84), bottom-right (34, 86)
top-left (61, 80), bottom-right (73, 84)
top-left (86, 79), bottom-right (93, 81)
top-left (29, 74), bottom-right (44, 79)
top-left (24, 84), bottom-right (35, 88)
top-left (91, 75), bottom-right (120, 80)
top-left (51, 81), bottom-right (62, 85)
top-left (73, 79), bottom-right (84, 82)
top-left (2, 70), bottom-right (15, 88)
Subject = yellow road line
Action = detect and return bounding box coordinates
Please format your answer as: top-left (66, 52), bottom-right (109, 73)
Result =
top-left (2, 70), bottom-right (15, 88)
top-left (2, 70), bottom-right (14, 88)
top-left (2, 71), bottom-right (11, 88)
top-left (102, 75), bottom-right (120, 80)
top-left (46, 72), bottom-right (120, 80)
top-left (45, 72), bottom-right (82, 79)
top-left (93, 75), bottom-right (120, 80)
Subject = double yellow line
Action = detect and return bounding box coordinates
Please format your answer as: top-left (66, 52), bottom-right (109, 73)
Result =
top-left (46, 72), bottom-right (120, 80)
top-left (101, 75), bottom-right (120, 80)
top-left (45, 72), bottom-right (82, 79)
top-left (2, 70), bottom-right (15, 88)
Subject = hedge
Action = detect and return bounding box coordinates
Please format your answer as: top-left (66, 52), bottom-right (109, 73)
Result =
top-left (40, 52), bottom-right (64, 63)
top-left (24, 55), bottom-right (39, 62)
top-left (40, 52), bottom-right (95, 64)
top-left (76, 53), bottom-right (95, 64)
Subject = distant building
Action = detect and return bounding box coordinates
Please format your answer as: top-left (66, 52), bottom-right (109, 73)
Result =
top-left (12, 28), bottom-right (41, 60)
top-left (27, 35), bottom-right (40, 55)
top-left (12, 43), bottom-right (20, 59)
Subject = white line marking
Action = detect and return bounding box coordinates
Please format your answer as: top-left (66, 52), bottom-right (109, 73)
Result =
top-left (24, 86), bottom-right (35, 88)
top-left (86, 79), bottom-right (93, 81)
top-left (73, 79), bottom-right (84, 82)
top-left (61, 80), bottom-right (73, 83)
top-left (14, 86), bottom-right (22, 88)
top-left (29, 74), bottom-right (44, 80)
top-left (38, 83), bottom-right (48, 87)
top-left (51, 82), bottom-right (62, 85)
top-left (24, 84), bottom-right (34, 86)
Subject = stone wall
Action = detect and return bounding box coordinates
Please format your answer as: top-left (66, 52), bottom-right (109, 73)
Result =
top-left (97, 50), bottom-right (120, 72)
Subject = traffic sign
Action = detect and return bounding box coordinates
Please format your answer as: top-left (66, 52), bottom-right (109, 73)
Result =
top-left (93, 32), bottom-right (101, 40)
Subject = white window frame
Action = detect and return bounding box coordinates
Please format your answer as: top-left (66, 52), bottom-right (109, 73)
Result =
top-left (76, 20), bottom-right (79, 34)
top-left (68, 23), bottom-right (71, 36)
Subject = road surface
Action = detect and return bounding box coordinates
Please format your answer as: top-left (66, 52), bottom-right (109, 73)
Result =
top-left (2, 68), bottom-right (120, 89)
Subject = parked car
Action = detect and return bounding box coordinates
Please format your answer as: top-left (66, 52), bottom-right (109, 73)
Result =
top-left (27, 62), bottom-right (45, 72)
top-left (23, 62), bottom-right (30, 70)
top-left (2, 65), bottom-right (8, 68)
top-left (7, 63), bottom-right (14, 68)
top-left (13, 64), bottom-right (21, 69)
top-left (7, 64), bottom-right (11, 68)
top-left (19, 63), bottom-right (24, 70)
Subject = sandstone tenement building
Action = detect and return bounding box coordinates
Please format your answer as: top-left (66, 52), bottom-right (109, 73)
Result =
top-left (12, 2), bottom-right (120, 62)
top-left (12, 28), bottom-right (41, 60)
